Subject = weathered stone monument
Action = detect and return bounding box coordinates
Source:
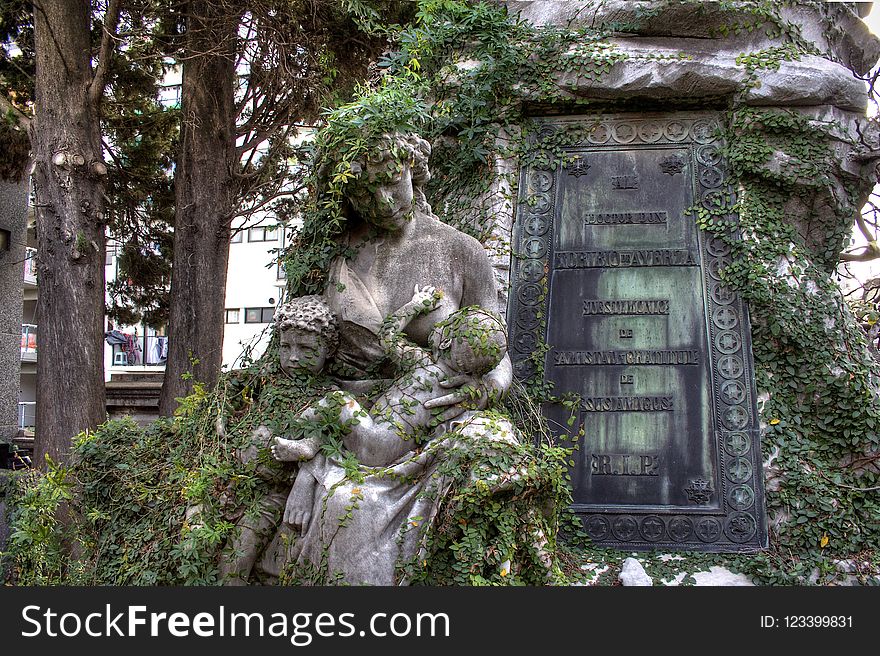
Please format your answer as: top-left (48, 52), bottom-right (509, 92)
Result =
top-left (244, 0), bottom-right (880, 572)
top-left (490, 1), bottom-right (880, 554)
top-left (8, 0), bottom-right (878, 587)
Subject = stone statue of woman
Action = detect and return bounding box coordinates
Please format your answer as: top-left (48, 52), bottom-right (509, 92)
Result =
top-left (262, 132), bottom-right (551, 585)
top-left (322, 132), bottom-right (512, 412)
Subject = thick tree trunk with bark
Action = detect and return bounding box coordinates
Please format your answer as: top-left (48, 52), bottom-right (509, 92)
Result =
top-left (159, 1), bottom-right (238, 414)
top-left (31, 0), bottom-right (109, 465)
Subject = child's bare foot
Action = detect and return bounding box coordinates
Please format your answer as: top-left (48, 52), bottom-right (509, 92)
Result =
top-left (284, 472), bottom-right (317, 534)
top-left (271, 435), bottom-right (319, 462)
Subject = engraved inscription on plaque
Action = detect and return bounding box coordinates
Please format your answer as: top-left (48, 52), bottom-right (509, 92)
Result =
top-left (509, 113), bottom-right (767, 552)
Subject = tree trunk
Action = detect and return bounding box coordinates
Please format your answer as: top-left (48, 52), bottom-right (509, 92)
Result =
top-left (31, 0), bottom-right (108, 466)
top-left (159, 1), bottom-right (238, 415)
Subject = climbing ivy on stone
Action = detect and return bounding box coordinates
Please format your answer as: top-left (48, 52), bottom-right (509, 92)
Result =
top-left (696, 103), bottom-right (880, 583)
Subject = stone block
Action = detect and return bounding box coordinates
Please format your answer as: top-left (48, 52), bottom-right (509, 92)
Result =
top-left (510, 0), bottom-right (766, 39)
top-left (618, 557), bottom-right (653, 586)
top-left (779, 2), bottom-right (880, 76)
top-left (745, 56), bottom-right (869, 112)
top-left (691, 566), bottom-right (755, 586)
top-left (105, 379), bottom-right (163, 427)
top-left (548, 43), bottom-right (868, 113)
top-left (509, 0), bottom-right (880, 76)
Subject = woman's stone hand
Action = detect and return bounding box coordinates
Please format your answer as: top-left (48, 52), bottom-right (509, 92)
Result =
top-left (422, 373), bottom-right (493, 422)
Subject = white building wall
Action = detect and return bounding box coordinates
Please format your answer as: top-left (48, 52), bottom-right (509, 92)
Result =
top-left (221, 218), bottom-right (287, 369)
top-left (18, 222), bottom-right (38, 429)
top-left (103, 215), bottom-right (288, 380)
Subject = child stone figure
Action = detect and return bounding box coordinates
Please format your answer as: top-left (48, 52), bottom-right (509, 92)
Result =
top-left (271, 285), bottom-right (509, 534)
top-left (217, 295), bottom-right (338, 584)
top-left (274, 295), bottom-right (339, 379)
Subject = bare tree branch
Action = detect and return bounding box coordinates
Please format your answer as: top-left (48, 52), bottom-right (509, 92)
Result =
top-left (89, 0), bottom-right (123, 111)
top-left (839, 245), bottom-right (880, 263)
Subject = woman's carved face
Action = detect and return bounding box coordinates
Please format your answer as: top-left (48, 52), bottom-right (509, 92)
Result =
top-left (348, 159), bottom-right (415, 232)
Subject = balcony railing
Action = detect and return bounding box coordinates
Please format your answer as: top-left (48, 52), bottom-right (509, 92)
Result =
top-left (23, 247), bottom-right (37, 285)
top-left (21, 323), bottom-right (37, 361)
top-left (18, 401), bottom-right (35, 430)
top-left (109, 333), bottom-right (168, 367)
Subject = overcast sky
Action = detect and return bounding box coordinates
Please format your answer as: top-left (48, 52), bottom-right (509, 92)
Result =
top-left (865, 3), bottom-right (879, 35)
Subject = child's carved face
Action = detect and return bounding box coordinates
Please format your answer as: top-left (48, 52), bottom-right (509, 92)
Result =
top-left (444, 337), bottom-right (483, 375)
top-left (279, 328), bottom-right (329, 376)
top-left (430, 310), bottom-right (507, 377)
top-left (442, 335), bottom-right (506, 377)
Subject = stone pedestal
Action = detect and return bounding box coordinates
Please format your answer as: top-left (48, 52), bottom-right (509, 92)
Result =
top-left (105, 371), bottom-right (164, 426)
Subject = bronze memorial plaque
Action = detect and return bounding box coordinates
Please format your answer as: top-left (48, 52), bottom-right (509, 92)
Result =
top-left (508, 113), bottom-right (767, 551)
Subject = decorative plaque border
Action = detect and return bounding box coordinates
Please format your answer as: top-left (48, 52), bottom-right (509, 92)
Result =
top-left (508, 112), bottom-right (768, 551)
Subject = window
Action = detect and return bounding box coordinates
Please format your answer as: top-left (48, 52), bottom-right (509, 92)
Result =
top-left (230, 231), bottom-right (242, 244)
top-left (105, 243), bottom-right (117, 265)
top-left (245, 307), bottom-right (275, 324)
top-left (225, 308), bottom-right (240, 324)
top-left (248, 226), bottom-right (278, 242)
top-left (159, 83), bottom-right (181, 108)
